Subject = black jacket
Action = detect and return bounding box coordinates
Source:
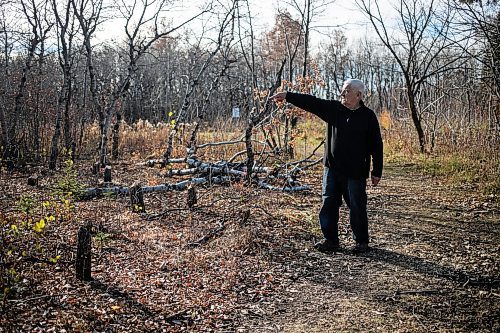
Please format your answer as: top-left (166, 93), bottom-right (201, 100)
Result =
top-left (286, 92), bottom-right (383, 179)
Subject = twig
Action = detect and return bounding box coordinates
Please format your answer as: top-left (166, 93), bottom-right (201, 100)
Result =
top-left (143, 198), bottom-right (228, 221)
top-left (8, 293), bottom-right (79, 303)
top-left (394, 289), bottom-right (444, 296)
top-left (186, 219), bottom-right (226, 247)
top-left (252, 206), bottom-right (277, 220)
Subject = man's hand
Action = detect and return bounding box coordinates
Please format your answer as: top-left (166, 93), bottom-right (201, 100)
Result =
top-left (371, 176), bottom-right (381, 186)
top-left (270, 91), bottom-right (287, 102)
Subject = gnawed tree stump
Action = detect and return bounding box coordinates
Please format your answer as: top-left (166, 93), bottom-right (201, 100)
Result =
top-left (28, 175), bottom-right (38, 186)
top-left (130, 182), bottom-right (145, 213)
top-left (104, 165), bottom-right (112, 183)
top-left (76, 223), bottom-right (92, 281)
top-left (92, 162), bottom-right (100, 175)
top-left (187, 185), bottom-right (197, 208)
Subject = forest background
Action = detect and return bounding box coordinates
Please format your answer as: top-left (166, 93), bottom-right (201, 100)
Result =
top-left (0, 0), bottom-right (497, 186)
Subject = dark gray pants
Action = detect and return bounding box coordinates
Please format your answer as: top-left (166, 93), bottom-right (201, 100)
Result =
top-left (319, 167), bottom-right (369, 245)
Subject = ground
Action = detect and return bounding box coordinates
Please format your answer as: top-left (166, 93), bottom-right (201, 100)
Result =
top-left (0, 162), bottom-right (498, 332)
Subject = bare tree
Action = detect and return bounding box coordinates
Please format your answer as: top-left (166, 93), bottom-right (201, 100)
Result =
top-left (5, 0), bottom-right (52, 169)
top-left (71, 0), bottom-right (104, 158)
top-left (0, 3), bottom-right (17, 168)
top-left (162, 0), bottom-right (237, 165)
top-left (236, 0), bottom-right (258, 93)
top-left (358, 0), bottom-right (470, 152)
top-left (281, 0), bottom-right (333, 78)
top-left (263, 11), bottom-right (305, 156)
top-left (49, 0), bottom-right (79, 169)
top-left (96, 0), bottom-right (212, 166)
top-left (451, 0), bottom-right (500, 129)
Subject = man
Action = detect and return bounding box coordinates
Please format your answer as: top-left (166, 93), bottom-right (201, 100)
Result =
top-left (271, 79), bottom-right (383, 253)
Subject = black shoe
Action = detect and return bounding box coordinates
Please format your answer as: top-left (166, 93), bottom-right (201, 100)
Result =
top-left (352, 242), bottom-right (369, 254)
top-left (314, 239), bottom-right (341, 253)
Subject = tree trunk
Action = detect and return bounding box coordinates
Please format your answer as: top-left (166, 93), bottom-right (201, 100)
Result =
top-left (111, 112), bottom-right (121, 159)
top-left (99, 106), bottom-right (112, 166)
top-left (49, 106), bottom-right (63, 170)
top-left (63, 72), bottom-right (73, 153)
top-left (49, 72), bottom-right (71, 169)
top-left (407, 87), bottom-right (426, 153)
top-left (244, 119), bottom-right (254, 185)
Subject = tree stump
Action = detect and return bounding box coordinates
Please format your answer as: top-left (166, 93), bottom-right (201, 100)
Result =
top-left (104, 165), bottom-right (112, 183)
top-left (187, 185), bottom-right (197, 208)
top-left (130, 182), bottom-right (145, 213)
top-left (91, 162), bottom-right (100, 175)
top-left (27, 175), bottom-right (38, 186)
top-left (76, 224), bottom-right (92, 281)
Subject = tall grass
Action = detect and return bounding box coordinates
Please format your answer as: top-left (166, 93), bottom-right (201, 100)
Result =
top-left (382, 110), bottom-right (499, 197)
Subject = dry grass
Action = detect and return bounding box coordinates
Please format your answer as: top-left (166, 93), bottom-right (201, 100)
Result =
top-left (77, 115), bottom-right (498, 196)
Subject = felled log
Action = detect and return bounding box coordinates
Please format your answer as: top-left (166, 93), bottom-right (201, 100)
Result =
top-left (142, 158), bottom-right (187, 167)
top-left (83, 176), bottom-right (231, 199)
top-left (258, 180), bottom-right (310, 192)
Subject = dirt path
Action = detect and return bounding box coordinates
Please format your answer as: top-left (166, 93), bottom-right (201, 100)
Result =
top-left (240, 164), bottom-right (499, 332)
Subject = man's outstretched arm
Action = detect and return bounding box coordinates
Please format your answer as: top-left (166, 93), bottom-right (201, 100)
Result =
top-left (271, 91), bottom-right (338, 124)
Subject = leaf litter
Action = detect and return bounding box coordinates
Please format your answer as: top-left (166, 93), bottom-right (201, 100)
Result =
top-left (0, 162), bottom-right (498, 332)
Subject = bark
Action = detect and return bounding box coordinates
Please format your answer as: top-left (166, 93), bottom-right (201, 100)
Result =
top-left (99, 103), bottom-right (113, 166)
top-left (49, 102), bottom-right (63, 170)
top-left (111, 112), bottom-right (121, 159)
top-left (407, 82), bottom-right (426, 152)
top-left (63, 70), bottom-right (73, 152)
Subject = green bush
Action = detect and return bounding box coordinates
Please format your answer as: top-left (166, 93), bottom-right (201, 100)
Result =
top-left (52, 159), bottom-right (85, 198)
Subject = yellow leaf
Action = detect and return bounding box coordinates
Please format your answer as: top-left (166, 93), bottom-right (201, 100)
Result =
top-left (111, 305), bottom-right (121, 311)
top-left (33, 219), bottom-right (45, 232)
top-left (168, 111), bottom-right (173, 117)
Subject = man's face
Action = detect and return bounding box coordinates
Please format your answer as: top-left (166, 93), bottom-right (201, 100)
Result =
top-left (340, 84), bottom-right (361, 109)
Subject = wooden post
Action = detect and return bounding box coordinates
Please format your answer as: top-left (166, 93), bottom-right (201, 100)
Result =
top-left (130, 182), bottom-right (145, 213)
top-left (104, 165), bottom-right (112, 183)
top-left (76, 224), bottom-right (92, 281)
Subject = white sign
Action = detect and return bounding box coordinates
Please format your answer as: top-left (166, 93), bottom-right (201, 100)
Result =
top-left (232, 107), bottom-right (240, 118)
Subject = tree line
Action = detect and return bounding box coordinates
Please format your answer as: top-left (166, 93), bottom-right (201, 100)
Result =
top-left (0, 0), bottom-right (498, 170)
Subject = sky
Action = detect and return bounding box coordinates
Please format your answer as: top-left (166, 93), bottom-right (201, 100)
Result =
top-left (97, 0), bottom-right (397, 48)
top-left (251, 0), bottom-right (396, 46)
